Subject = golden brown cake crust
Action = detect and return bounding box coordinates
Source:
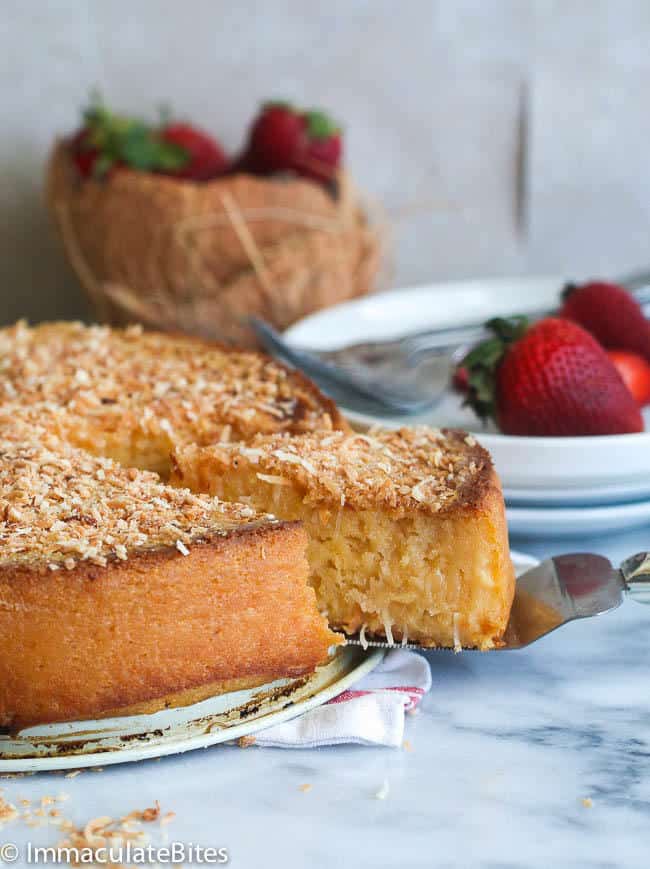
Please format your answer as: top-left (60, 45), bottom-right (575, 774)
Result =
top-left (171, 427), bottom-right (496, 519)
top-left (0, 521), bottom-right (339, 730)
top-left (0, 321), bottom-right (347, 729)
top-left (0, 321), bottom-right (347, 473)
top-left (0, 418), bottom-right (340, 729)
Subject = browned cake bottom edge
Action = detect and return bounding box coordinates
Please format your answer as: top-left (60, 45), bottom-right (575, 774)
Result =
top-left (0, 523), bottom-right (340, 730)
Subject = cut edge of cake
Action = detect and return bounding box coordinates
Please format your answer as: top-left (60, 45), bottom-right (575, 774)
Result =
top-left (170, 427), bottom-right (516, 650)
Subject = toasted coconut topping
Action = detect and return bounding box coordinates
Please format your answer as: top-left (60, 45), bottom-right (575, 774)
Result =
top-left (0, 432), bottom-right (275, 571)
top-left (181, 427), bottom-right (494, 517)
top-left (0, 796), bottom-right (18, 824)
top-left (0, 320), bottom-right (342, 448)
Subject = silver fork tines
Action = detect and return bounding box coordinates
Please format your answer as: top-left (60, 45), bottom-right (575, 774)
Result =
top-left (250, 272), bottom-right (650, 417)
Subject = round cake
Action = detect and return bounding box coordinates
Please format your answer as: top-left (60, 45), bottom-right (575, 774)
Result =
top-left (0, 320), bottom-right (514, 731)
top-left (0, 322), bottom-right (345, 730)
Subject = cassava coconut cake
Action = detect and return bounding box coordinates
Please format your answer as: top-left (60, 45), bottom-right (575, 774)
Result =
top-left (171, 428), bottom-right (515, 650)
top-left (0, 424), bottom-right (339, 730)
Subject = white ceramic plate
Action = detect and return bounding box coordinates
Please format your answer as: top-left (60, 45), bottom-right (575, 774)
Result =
top-left (504, 480), bottom-right (650, 507)
top-left (0, 647), bottom-right (383, 772)
top-left (507, 499), bottom-right (650, 539)
top-left (0, 553), bottom-right (539, 773)
top-left (285, 278), bottom-right (650, 504)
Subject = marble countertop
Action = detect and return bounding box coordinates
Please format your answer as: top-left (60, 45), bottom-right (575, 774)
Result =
top-left (2, 527), bottom-right (649, 869)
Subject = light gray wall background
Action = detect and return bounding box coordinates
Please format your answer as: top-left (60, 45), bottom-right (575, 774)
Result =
top-left (2, 0), bottom-right (650, 325)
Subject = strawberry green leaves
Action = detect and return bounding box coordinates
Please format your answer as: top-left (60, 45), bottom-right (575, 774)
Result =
top-left (460, 317), bottom-right (528, 422)
top-left (72, 97), bottom-right (189, 179)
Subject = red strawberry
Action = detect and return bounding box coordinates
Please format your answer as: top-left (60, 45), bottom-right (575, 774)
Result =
top-left (68, 98), bottom-right (190, 180)
top-left (462, 316), bottom-right (644, 436)
top-left (559, 281), bottom-right (650, 362)
top-left (237, 101), bottom-right (343, 185)
top-left (160, 123), bottom-right (228, 180)
top-left (606, 350), bottom-right (650, 406)
top-left (70, 127), bottom-right (100, 178)
top-left (242, 102), bottom-right (307, 174)
top-left (451, 365), bottom-right (469, 394)
top-left (293, 109), bottom-right (342, 182)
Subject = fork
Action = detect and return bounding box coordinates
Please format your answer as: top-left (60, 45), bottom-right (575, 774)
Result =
top-left (250, 273), bottom-right (650, 416)
top-left (344, 550), bottom-right (650, 651)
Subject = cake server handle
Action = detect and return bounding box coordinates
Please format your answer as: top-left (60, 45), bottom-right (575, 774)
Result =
top-left (620, 552), bottom-right (650, 605)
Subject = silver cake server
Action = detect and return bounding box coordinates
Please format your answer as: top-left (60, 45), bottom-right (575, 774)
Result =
top-left (344, 551), bottom-right (650, 651)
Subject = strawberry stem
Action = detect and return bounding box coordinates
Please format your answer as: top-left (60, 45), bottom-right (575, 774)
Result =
top-left (73, 94), bottom-right (190, 179)
top-left (561, 282), bottom-right (578, 302)
top-left (304, 109), bottom-right (340, 139)
top-left (459, 316), bottom-right (528, 423)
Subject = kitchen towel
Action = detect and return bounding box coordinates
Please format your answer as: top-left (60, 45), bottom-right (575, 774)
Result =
top-left (252, 649), bottom-right (431, 749)
top-left (250, 550), bottom-right (536, 749)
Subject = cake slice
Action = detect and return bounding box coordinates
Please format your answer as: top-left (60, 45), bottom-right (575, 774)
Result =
top-left (171, 428), bottom-right (515, 650)
top-left (0, 321), bottom-right (347, 475)
top-left (0, 432), bottom-right (338, 730)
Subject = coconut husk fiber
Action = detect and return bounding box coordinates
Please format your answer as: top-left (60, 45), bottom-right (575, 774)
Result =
top-left (46, 141), bottom-right (384, 347)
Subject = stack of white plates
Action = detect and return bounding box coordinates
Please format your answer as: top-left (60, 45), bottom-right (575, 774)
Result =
top-left (285, 277), bottom-right (650, 539)
top-left (471, 421), bottom-right (650, 537)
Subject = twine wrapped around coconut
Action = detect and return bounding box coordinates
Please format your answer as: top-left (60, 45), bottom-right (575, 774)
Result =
top-left (46, 141), bottom-right (385, 347)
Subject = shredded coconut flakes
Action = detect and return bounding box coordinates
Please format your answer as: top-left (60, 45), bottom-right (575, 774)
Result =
top-left (192, 427), bottom-right (491, 518)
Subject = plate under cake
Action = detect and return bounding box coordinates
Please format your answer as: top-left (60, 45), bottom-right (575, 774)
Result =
top-left (0, 320), bottom-right (347, 475)
top-left (171, 427), bottom-right (515, 649)
top-left (0, 427), bottom-right (339, 730)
